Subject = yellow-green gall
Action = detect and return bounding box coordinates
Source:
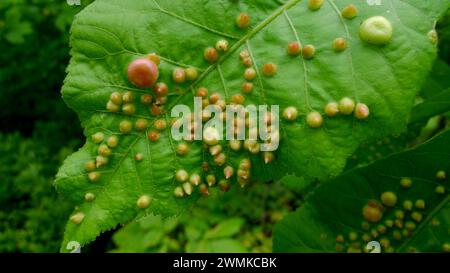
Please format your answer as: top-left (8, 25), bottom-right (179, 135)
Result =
top-left (119, 120), bottom-right (133, 134)
top-left (283, 106), bottom-right (298, 121)
top-left (209, 145), bottom-right (222, 156)
top-left (263, 151), bottom-right (275, 164)
top-left (136, 195), bottom-right (152, 209)
top-left (88, 172), bottom-right (101, 182)
top-left (436, 170), bottom-right (446, 180)
top-left (306, 111), bottom-right (323, 129)
top-left (400, 177), bottom-right (412, 188)
top-left (435, 185), bottom-right (446, 194)
top-left (154, 119), bottom-right (167, 131)
top-left (395, 210), bottom-right (404, 220)
top-left (324, 102), bottom-right (339, 117)
top-left (405, 221), bottom-right (416, 231)
top-left (203, 127), bottom-right (220, 146)
top-left (229, 140), bottom-right (242, 151)
top-left (244, 68), bottom-right (256, 81)
top-left (332, 38), bottom-right (347, 52)
top-left (134, 153), bottom-right (143, 161)
top-left (348, 232), bottom-right (358, 241)
top-left (98, 144), bottom-right (111, 157)
top-left (302, 44), bottom-right (316, 59)
top-left (183, 182), bottom-right (193, 195)
top-left (135, 118), bottom-right (148, 131)
top-left (122, 91), bottom-right (134, 104)
top-left (415, 199), bottom-right (425, 209)
top-left (122, 104), bottom-right (136, 115)
top-left (411, 212), bottom-right (423, 223)
top-left (96, 156), bottom-right (109, 168)
top-left (84, 192), bottom-right (95, 202)
top-left (215, 39), bottom-right (229, 52)
top-left (380, 191), bottom-right (397, 207)
top-left (185, 67), bottom-right (199, 81)
top-left (176, 143), bottom-right (189, 156)
top-left (70, 212), bottom-right (85, 225)
top-left (443, 243), bottom-right (450, 253)
top-left (385, 219), bottom-right (394, 228)
top-left (206, 174), bottom-right (217, 187)
top-left (189, 173), bottom-right (201, 186)
top-left (392, 230), bottom-right (402, 241)
top-left (403, 200), bottom-right (413, 211)
top-left (341, 4), bottom-right (357, 19)
top-left (308, 0), bottom-right (324, 11)
top-left (174, 186), bottom-right (184, 198)
top-left (110, 92), bottom-right (123, 105)
top-left (92, 132), bottom-right (105, 144)
top-left (359, 16), bottom-right (393, 46)
top-left (175, 169), bottom-right (189, 183)
top-left (85, 161), bottom-right (96, 172)
top-left (214, 153), bottom-right (227, 166)
top-left (339, 97), bottom-right (355, 115)
top-left (107, 136), bottom-right (119, 148)
top-left (107, 101), bottom-right (120, 112)
top-left (427, 30), bottom-right (438, 44)
top-left (147, 53), bottom-right (160, 65)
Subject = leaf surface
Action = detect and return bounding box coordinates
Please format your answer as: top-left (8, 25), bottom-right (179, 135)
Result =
top-left (56, 0), bottom-right (448, 250)
top-left (274, 130), bottom-right (450, 253)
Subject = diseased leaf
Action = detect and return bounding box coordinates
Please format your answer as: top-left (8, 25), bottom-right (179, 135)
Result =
top-left (56, 0), bottom-right (448, 251)
top-left (274, 130), bottom-right (450, 253)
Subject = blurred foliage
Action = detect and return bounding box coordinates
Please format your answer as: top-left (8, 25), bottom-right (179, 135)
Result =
top-left (111, 182), bottom-right (302, 253)
top-left (437, 9), bottom-right (450, 63)
top-left (0, 133), bottom-right (78, 252)
top-left (0, 0), bottom-right (92, 136)
top-left (0, 0), bottom-right (91, 253)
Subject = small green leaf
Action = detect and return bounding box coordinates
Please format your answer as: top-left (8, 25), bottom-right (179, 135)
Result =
top-left (204, 218), bottom-right (245, 239)
top-left (274, 130), bottom-right (450, 253)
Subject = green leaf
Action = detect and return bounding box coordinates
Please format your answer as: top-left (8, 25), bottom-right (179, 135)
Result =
top-left (204, 218), bottom-right (245, 239)
top-left (410, 88), bottom-right (450, 123)
top-left (420, 60), bottom-right (450, 99)
top-left (57, 0), bottom-right (448, 251)
top-left (274, 130), bottom-right (450, 253)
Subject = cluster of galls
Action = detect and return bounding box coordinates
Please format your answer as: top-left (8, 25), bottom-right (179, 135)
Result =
top-left (334, 170), bottom-right (448, 253)
top-left (72, 131), bottom-right (122, 224)
top-left (282, 98), bottom-right (369, 129)
top-left (85, 131), bottom-right (120, 185)
top-left (302, 2), bottom-right (395, 62)
top-left (238, 49), bottom-right (278, 100)
top-left (203, 39), bottom-right (230, 64)
top-left (171, 157), bottom-right (252, 199)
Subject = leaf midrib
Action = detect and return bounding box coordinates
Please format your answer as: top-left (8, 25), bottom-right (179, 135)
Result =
top-left (169, 0), bottom-right (302, 108)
